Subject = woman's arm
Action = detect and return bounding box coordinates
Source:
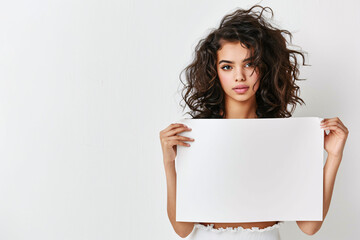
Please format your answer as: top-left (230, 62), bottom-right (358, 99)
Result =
top-left (297, 117), bottom-right (349, 235)
top-left (296, 154), bottom-right (341, 235)
top-left (164, 160), bottom-right (195, 238)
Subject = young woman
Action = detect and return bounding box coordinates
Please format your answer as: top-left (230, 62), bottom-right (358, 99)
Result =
top-left (159, 5), bottom-right (349, 239)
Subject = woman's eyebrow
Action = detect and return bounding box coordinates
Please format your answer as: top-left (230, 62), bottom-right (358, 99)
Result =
top-left (218, 57), bottom-right (253, 64)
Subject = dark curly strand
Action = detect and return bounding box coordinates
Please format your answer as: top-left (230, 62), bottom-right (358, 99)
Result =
top-left (179, 5), bottom-right (309, 119)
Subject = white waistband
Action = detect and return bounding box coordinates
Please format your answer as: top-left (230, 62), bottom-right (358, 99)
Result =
top-left (194, 221), bottom-right (285, 233)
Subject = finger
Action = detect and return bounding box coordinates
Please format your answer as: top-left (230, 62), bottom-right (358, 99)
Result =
top-left (161, 123), bottom-right (188, 136)
top-left (336, 117), bottom-right (348, 132)
top-left (321, 118), bottom-right (336, 124)
top-left (168, 135), bottom-right (194, 142)
top-left (321, 123), bottom-right (348, 136)
top-left (322, 121), bottom-right (346, 132)
top-left (165, 126), bottom-right (192, 138)
top-left (321, 120), bottom-right (347, 133)
top-left (334, 116), bottom-right (345, 127)
top-left (322, 117), bottom-right (346, 128)
top-left (168, 139), bottom-right (191, 147)
top-left (320, 118), bottom-right (345, 132)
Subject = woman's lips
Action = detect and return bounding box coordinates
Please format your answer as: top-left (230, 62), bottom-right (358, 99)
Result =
top-left (233, 87), bottom-right (249, 94)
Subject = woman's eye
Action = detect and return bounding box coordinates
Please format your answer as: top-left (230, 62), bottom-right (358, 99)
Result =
top-left (245, 62), bottom-right (254, 67)
top-left (221, 65), bottom-right (232, 70)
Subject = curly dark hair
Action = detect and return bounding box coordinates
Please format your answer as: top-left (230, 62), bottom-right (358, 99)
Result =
top-left (179, 5), bottom-right (309, 119)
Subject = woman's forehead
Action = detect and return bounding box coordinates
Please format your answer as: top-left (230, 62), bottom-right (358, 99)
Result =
top-left (217, 41), bottom-right (254, 61)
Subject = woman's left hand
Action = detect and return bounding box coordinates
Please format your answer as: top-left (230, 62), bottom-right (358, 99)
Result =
top-left (320, 117), bottom-right (349, 159)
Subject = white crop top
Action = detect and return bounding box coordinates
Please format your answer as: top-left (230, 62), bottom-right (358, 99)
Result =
top-left (187, 221), bottom-right (285, 240)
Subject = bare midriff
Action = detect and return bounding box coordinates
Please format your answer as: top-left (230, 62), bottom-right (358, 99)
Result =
top-left (198, 221), bottom-right (279, 230)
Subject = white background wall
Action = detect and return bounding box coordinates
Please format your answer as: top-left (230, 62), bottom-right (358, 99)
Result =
top-left (0, 0), bottom-right (359, 239)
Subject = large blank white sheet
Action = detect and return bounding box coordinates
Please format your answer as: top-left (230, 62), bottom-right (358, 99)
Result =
top-left (175, 117), bottom-right (324, 222)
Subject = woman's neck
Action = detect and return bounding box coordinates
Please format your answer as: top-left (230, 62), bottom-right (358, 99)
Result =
top-left (223, 96), bottom-right (258, 119)
top-left (225, 112), bottom-right (258, 119)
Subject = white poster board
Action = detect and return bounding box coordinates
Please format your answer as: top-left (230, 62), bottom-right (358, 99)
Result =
top-left (175, 117), bottom-right (324, 222)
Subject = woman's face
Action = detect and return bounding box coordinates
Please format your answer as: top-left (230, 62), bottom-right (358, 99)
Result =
top-left (216, 40), bottom-right (260, 103)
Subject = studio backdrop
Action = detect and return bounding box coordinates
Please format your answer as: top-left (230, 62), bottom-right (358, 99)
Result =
top-left (0, 0), bottom-right (359, 239)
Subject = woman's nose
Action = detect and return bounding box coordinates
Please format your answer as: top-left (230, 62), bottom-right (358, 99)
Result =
top-left (235, 70), bottom-right (245, 81)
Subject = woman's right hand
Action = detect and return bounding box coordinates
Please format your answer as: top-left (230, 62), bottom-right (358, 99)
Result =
top-left (159, 123), bottom-right (194, 164)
